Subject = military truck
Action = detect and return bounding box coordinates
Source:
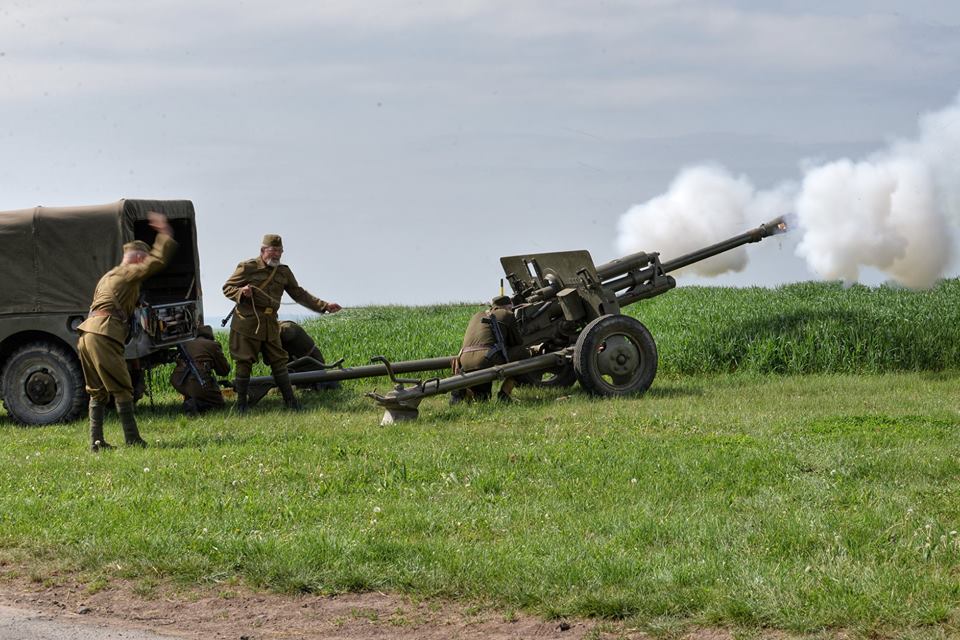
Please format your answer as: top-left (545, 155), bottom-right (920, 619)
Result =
top-left (0, 199), bottom-right (202, 425)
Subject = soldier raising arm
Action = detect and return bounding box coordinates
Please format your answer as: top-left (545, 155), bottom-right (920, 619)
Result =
top-left (77, 211), bottom-right (177, 451)
top-left (222, 234), bottom-right (341, 413)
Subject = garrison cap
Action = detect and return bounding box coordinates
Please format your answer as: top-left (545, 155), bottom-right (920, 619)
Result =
top-left (123, 240), bottom-right (150, 253)
top-left (492, 295), bottom-right (512, 307)
top-left (261, 234), bottom-right (283, 248)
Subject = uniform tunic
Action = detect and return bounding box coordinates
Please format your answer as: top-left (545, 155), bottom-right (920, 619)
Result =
top-left (222, 258), bottom-right (330, 377)
top-left (77, 233), bottom-right (178, 403)
top-left (458, 307), bottom-right (527, 372)
top-left (170, 334), bottom-right (231, 409)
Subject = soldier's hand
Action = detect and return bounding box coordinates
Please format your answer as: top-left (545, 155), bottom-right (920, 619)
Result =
top-left (147, 211), bottom-right (173, 237)
top-left (240, 285), bottom-right (253, 298)
top-left (326, 303), bottom-right (342, 313)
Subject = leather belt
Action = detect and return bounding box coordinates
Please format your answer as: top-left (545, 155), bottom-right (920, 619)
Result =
top-left (239, 305), bottom-right (275, 316)
top-left (461, 345), bottom-right (492, 354)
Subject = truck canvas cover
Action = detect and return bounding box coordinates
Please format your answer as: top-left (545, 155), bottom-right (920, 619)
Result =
top-left (0, 199), bottom-right (198, 314)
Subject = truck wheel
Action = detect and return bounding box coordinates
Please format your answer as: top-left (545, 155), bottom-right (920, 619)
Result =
top-left (573, 315), bottom-right (657, 396)
top-left (2, 342), bottom-right (87, 425)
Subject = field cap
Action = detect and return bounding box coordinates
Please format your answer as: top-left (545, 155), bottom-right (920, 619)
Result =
top-left (123, 240), bottom-right (150, 253)
top-left (492, 295), bottom-right (512, 307)
top-left (262, 234), bottom-right (283, 248)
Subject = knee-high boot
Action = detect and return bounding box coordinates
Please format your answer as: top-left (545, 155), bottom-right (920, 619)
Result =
top-left (89, 398), bottom-right (112, 452)
top-left (233, 376), bottom-right (249, 415)
top-left (274, 371), bottom-right (301, 411)
top-left (116, 400), bottom-right (147, 447)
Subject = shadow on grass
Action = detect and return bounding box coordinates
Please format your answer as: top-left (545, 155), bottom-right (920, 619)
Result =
top-left (644, 384), bottom-right (703, 399)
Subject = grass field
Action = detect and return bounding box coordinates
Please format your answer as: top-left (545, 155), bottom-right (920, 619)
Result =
top-left (2, 282), bottom-right (960, 637)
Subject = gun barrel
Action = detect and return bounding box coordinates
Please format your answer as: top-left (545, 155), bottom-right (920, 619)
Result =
top-left (595, 251), bottom-right (656, 282)
top-left (659, 216), bottom-right (787, 274)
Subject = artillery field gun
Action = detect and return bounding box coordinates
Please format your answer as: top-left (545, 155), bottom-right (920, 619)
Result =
top-left (365, 216), bottom-right (787, 423)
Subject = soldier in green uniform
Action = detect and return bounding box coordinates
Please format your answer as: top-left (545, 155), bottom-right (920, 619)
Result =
top-left (222, 234), bottom-right (342, 413)
top-left (170, 325), bottom-right (231, 415)
top-left (452, 295), bottom-right (528, 403)
top-left (77, 212), bottom-right (177, 451)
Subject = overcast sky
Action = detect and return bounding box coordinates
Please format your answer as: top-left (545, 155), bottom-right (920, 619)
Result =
top-left (2, 1), bottom-right (959, 318)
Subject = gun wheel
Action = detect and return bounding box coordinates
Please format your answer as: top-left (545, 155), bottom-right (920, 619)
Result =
top-left (573, 315), bottom-right (657, 396)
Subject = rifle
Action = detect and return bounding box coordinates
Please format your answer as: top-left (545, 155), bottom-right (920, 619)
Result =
top-left (177, 343), bottom-right (207, 388)
top-left (481, 313), bottom-right (509, 363)
top-left (221, 306), bottom-right (236, 327)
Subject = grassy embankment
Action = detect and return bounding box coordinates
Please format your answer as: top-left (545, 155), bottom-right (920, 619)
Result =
top-left (2, 281), bottom-right (960, 636)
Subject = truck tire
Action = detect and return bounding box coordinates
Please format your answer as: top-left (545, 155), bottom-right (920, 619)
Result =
top-left (2, 341), bottom-right (87, 425)
top-left (573, 315), bottom-right (657, 396)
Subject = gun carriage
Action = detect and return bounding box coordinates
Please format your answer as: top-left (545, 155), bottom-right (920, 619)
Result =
top-left (367, 216), bottom-right (787, 423)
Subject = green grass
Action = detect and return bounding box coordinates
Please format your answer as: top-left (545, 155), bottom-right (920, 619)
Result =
top-left (3, 283), bottom-right (960, 636)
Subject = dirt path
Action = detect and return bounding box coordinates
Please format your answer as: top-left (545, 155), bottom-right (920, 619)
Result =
top-left (0, 570), bottom-right (648, 640)
top-left (0, 603), bottom-right (182, 639)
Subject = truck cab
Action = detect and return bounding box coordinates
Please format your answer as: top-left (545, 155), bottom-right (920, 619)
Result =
top-left (0, 199), bottom-right (202, 424)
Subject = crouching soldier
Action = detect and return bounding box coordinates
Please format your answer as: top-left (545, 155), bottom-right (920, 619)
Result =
top-left (170, 325), bottom-right (231, 415)
top-left (451, 295), bottom-right (529, 403)
top-left (280, 320), bottom-right (340, 390)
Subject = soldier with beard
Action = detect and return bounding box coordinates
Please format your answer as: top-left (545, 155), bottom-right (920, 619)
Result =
top-left (222, 234), bottom-right (341, 413)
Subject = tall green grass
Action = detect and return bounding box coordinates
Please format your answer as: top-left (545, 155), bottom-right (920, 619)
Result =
top-left (636, 280), bottom-right (960, 374)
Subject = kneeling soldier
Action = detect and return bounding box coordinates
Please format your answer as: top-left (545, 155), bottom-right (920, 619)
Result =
top-left (170, 325), bottom-right (231, 415)
top-left (280, 320), bottom-right (340, 391)
top-left (452, 295), bottom-right (528, 403)
top-left (222, 234), bottom-right (342, 413)
top-left (77, 212), bottom-right (176, 451)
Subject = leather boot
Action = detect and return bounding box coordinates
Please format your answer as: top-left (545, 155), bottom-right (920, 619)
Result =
top-left (89, 399), bottom-right (113, 452)
top-left (233, 376), bottom-right (249, 415)
top-left (274, 371), bottom-right (302, 411)
top-left (116, 400), bottom-right (147, 447)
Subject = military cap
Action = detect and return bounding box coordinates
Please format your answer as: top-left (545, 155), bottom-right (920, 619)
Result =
top-left (197, 325), bottom-right (214, 340)
top-left (261, 234), bottom-right (283, 248)
top-left (123, 240), bottom-right (150, 253)
top-left (492, 295), bottom-right (512, 307)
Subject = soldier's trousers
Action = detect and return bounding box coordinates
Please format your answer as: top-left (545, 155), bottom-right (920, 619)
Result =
top-left (459, 346), bottom-right (529, 399)
top-left (78, 332), bottom-right (133, 404)
top-left (171, 370), bottom-right (225, 410)
top-left (229, 331), bottom-right (289, 379)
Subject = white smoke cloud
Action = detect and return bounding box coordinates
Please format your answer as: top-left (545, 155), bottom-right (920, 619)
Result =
top-left (617, 93), bottom-right (960, 288)
top-left (616, 165), bottom-right (791, 276)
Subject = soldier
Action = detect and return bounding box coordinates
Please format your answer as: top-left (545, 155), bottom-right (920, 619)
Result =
top-left (170, 325), bottom-right (231, 415)
top-left (280, 320), bottom-right (340, 391)
top-left (77, 212), bottom-right (176, 451)
top-left (222, 234), bottom-right (342, 413)
top-left (452, 295), bottom-right (528, 403)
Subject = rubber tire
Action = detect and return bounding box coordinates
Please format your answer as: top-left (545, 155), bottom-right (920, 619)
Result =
top-left (573, 315), bottom-right (658, 396)
top-left (2, 341), bottom-right (87, 425)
